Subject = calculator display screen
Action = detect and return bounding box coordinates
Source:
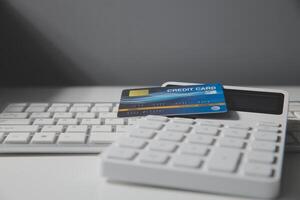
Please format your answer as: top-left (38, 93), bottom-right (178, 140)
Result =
top-left (224, 89), bottom-right (284, 114)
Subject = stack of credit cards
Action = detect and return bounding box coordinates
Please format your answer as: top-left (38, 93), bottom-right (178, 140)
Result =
top-left (117, 83), bottom-right (228, 117)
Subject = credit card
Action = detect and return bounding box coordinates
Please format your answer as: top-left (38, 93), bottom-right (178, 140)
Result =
top-left (118, 84), bottom-right (227, 117)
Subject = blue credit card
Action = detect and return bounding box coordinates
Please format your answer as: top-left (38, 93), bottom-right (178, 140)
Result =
top-left (118, 83), bottom-right (227, 117)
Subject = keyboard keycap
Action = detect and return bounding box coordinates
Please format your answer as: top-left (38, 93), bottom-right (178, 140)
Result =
top-left (107, 147), bottom-right (136, 160)
top-left (53, 113), bottom-right (73, 118)
top-left (118, 138), bottom-right (147, 149)
top-left (219, 138), bottom-right (245, 149)
top-left (89, 132), bottom-right (117, 144)
top-left (130, 129), bottom-right (156, 139)
top-left (0, 125), bottom-right (38, 132)
top-left (198, 120), bottom-right (222, 127)
top-left (195, 126), bottom-right (218, 136)
top-left (115, 125), bottom-right (128, 132)
top-left (253, 132), bottom-right (278, 142)
top-left (81, 119), bottom-right (101, 125)
top-left (158, 131), bottom-right (184, 142)
top-left (66, 125), bottom-right (88, 133)
top-left (75, 113), bottom-right (95, 119)
top-left (33, 118), bottom-right (54, 125)
top-left (104, 118), bottom-right (124, 125)
top-left (139, 152), bottom-right (168, 164)
top-left (227, 124), bottom-right (249, 130)
top-left (0, 119), bottom-right (31, 125)
top-left (171, 118), bottom-right (194, 125)
top-left (256, 126), bottom-right (280, 133)
top-left (31, 132), bottom-right (56, 144)
top-left (139, 120), bottom-right (163, 130)
top-left (91, 106), bottom-right (111, 112)
top-left (69, 107), bottom-right (89, 112)
top-left (48, 106), bottom-right (68, 112)
top-left (58, 133), bottom-right (86, 144)
top-left (91, 125), bottom-right (112, 132)
top-left (57, 119), bottom-right (78, 125)
top-left (173, 155), bottom-right (202, 168)
top-left (187, 134), bottom-right (214, 145)
top-left (0, 113), bottom-right (28, 119)
top-left (99, 113), bottom-right (117, 118)
top-left (145, 115), bottom-right (168, 122)
top-left (222, 129), bottom-right (248, 139)
top-left (5, 132), bottom-right (31, 144)
top-left (3, 106), bottom-right (24, 113)
top-left (247, 152), bottom-right (274, 164)
top-left (244, 163), bottom-right (273, 177)
top-left (165, 123), bottom-right (190, 133)
top-left (180, 144), bottom-right (208, 156)
top-left (30, 113), bottom-right (51, 118)
top-left (41, 125), bottom-right (63, 132)
top-left (251, 141), bottom-right (277, 152)
top-left (148, 141), bottom-right (177, 152)
top-left (208, 148), bottom-right (240, 172)
top-left (26, 106), bottom-right (46, 112)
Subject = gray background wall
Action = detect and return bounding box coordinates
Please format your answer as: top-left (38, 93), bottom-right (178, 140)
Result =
top-left (1, 0), bottom-right (300, 86)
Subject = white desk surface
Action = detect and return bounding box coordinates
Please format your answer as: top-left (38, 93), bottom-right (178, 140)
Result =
top-left (0, 86), bottom-right (299, 200)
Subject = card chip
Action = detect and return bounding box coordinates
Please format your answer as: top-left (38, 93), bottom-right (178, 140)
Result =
top-left (129, 89), bottom-right (149, 97)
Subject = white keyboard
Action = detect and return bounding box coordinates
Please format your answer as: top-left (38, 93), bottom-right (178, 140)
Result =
top-left (102, 115), bottom-right (287, 198)
top-left (0, 102), bottom-right (139, 153)
top-left (0, 101), bottom-right (299, 153)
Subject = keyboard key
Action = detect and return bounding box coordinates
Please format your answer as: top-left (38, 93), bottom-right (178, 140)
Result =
top-left (139, 152), bottom-right (168, 164)
top-left (148, 141), bottom-right (177, 152)
top-left (66, 125), bottom-right (88, 133)
top-left (95, 103), bottom-right (113, 107)
top-left (26, 106), bottom-right (46, 112)
top-left (3, 106), bottom-right (24, 113)
top-left (72, 103), bottom-right (92, 107)
top-left (256, 126), bottom-right (280, 133)
top-left (247, 152), bottom-right (274, 164)
top-left (115, 125), bottom-right (128, 132)
top-left (128, 118), bottom-right (139, 125)
top-left (198, 120), bottom-right (222, 127)
top-left (31, 132), bottom-right (56, 144)
top-left (208, 148), bottom-right (240, 172)
top-left (0, 113), bottom-right (28, 119)
top-left (139, 120), bottom-right (163, 130)
top-left (91, 106), bottom-right (111, 112)
top-left (48, 107), bottom-right (68, 112)
top-left (145, 115), bottom-right (169, 122)
top-left (75, 113), bottom-right (95, 119)
top-left (53, 113), bottom-right (73, 119)
top-left (173, 155), bottom-right (202, 168)
top-left (171, 118), bottom-right (194, 125)
top-left (33, 118), bottom-right (54, 125)
top-left (5, 132), bottom-right (31, 144)
top-left (6, 103), bottom-right (27, 107)
top-left (187, 134), bottom-right (214, 145)
top-left (180, 144), bottom-right (208, 156)
top-left (0, 125), bottom-right (38, 132)
top-left (57, 119), bottom-right (78, 125)
top-left (99, 113), bottom-right (117, 118)
top-left (89, 132), bottom-right (118, 144)
top-left (251, 141), bottom-right (277, 152)
top-left (30, 112), bottom-right (51, 118)
top-left (104, 118), bottom-right (124, 125)
top-left (253, 132), bottom-right (278, 142)
top-left (257, 122), bottom-right (281, 127)
top-left (30, 103), bottom-right (49, 107)
top-left (81, 119), bottom-right (101, 125)
top-left (107, 147), bottom-right (136, 160)
top-left (51, 103), bottom-right (70, 107)
top-left (195, 126), bottom-right (218, 136)
top-left (165, 123), bottom-right (190, 133)
top-left (158, 131), bottom-right (184, 142)
top-left (130, 129), bottom-right (156, 139)
top-left (41, 125), bottom-right (63, 132)
top-left (58, 133), bottom-right (86, 144)
top-left (219, 138), bottom-right (245, 149)
top-left (244, 163), bottom-right (273, 177)
top-left (0, 119), bottom-right (31, 125)
top-left (222, 129), bottom-right (248, 139)
top-left (91, 125), bottom-right (112, 132)
top-left (69, 107), bottom-right (89, 112)
top-left (227, 124), bottom-right (249, 130)
top-left (118, 138), bottom-right (147, 149)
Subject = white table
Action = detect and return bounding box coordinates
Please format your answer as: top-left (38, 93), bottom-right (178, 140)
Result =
top-left (0, 86), bottom-right (299, 200)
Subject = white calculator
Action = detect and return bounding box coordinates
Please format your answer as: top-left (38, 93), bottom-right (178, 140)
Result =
top-left (101, 85), bottom-right (289, 199)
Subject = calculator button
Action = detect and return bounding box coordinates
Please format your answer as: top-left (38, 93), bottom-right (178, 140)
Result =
top-left (107, 147), bottom-right (136, 160)
top-left (247, 152), bottom-right (274, 164)
top-left (251, 141), bottom-right (277, 152)
top-left (256, 126), bottom-right (280, 133)
top-left (31, 132), bottom-right (56, 144)
top-left (130, 129), bottom-right (156, 139)
top-left (187, 134), bottom-right (214, 145)
top-left (253, 132), bottom-right (278, 142)
top-left (171, 118), bottom-right (194, 125)
top-left (118, 138), bottom-right (147, 149)
top-left (139, 120), bottom-right (163, 130)
top-left (148, 141), bottom-right (177, 152)
top-left (172, 155), bottom-right (202, 168)
top-left (145, 115), bottom-right (168, 122)
top-left (222, 129), bottom-right (248, 139)
top-left (139, 152), bottom-right (168, 164)
top-left (219, 138), bottom-right (245, 149)
top-left (180, 144), bottom-right (208, 156)
top-left (244, 163), bottom-right (273, 177)
top-left (5, 132), bottom-right (31, 144)
top-left (165, 123), bottom-right (190, 133)
top-left (208, 148), bottom-right (240, 172)
top-left (158, 131), bottom-right (184, 142)
top-left (227, 124), bottom-right (249, 130)
top-left (195, 126), bottom-right (218, 136)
